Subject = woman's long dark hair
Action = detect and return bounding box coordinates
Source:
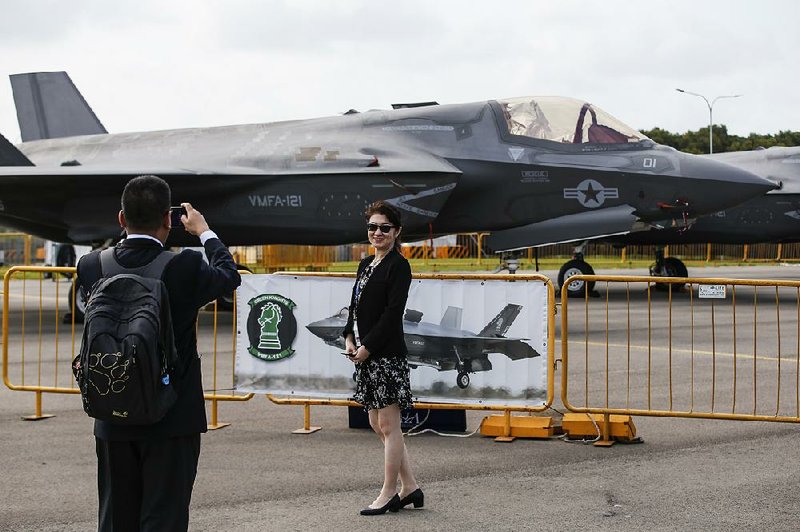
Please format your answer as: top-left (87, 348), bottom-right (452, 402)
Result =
top-left (365, 200), bottom-right (402, 251)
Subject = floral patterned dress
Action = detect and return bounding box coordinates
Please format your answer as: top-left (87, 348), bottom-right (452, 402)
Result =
top-left (351, 261), bottom-right (413, 411)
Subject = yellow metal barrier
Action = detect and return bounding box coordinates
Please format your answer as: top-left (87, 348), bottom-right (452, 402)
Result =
top-left (272, 271), bottom-right (556, 440)
top-left (3, 266), bottom-right (556, 439)
top-left (561, 275), bottom-right (800, 444)
top-left (2, 266), bottom-right (79, 420)
top-left (2, 266), bottom-right (253, 425)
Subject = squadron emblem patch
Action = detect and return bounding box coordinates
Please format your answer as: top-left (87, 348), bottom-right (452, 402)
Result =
top-left (246, 294), bottom-right (298, 361)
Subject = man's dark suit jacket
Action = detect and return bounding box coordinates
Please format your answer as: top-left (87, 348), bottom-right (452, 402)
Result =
top-left (77, 236), bottom-right (241, 441)
top-left (342, 248), bottom-right (412, 359)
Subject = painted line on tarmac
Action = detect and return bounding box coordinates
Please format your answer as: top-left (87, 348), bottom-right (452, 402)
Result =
top-left (568, 340), bottom-right (797, 365)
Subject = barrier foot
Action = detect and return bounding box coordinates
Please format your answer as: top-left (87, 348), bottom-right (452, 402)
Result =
top-left (498, 410), bottom-right (514, 442)
top-left (292, 403), bottom-right (321, 435)
top-left (22, 392), bottom-right (55, 421)
top-left (22, 414), bottom-right (55, 421)
top-left (561, 413), bottom-right (636, 446)
top-left (594, 413), bottom-right (616, 447)
top-left (593, 440), bottom-right (615, 447)
top-left (207, 399), bottom-right (231, 431)
top-left (292, 427), bottom-right (322, 434)
top-left (480, 413), bottom-right (554, 441)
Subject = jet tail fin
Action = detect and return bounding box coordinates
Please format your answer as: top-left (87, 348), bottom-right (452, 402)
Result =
top-left (478, 304), bottom-right (522, 337)
top-left (0, 132), bottom-right (33, 166)
top-left (10, 71), bottom-right (107, 141)
top-left (439, 306), bottom-right (462, 329)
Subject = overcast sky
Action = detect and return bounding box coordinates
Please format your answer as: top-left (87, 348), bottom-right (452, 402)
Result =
top-left (0, 0), bottom-right (797, 144)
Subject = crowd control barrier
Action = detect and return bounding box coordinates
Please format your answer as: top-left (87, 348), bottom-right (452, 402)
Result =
top-left (11, 264), bottom-right (800, 445)
top-left (560, 275), bottom-right (800, 444)
top-left (2, 266), bottom-right (253, 426)
top-left (3, 267), bottom-right (555, 439)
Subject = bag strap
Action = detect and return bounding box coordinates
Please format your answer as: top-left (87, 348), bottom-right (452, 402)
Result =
top-left (99, 247), bottom-right (176, 280)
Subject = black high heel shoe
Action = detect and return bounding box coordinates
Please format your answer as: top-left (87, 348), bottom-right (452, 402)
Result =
top-left (398, 488), bottom-right (424, 509)
top-left (360, 494), bottom-right (401, 516)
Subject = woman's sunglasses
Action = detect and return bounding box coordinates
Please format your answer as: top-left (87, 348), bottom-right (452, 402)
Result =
top-left (367, 223), bottom-right (395, 233)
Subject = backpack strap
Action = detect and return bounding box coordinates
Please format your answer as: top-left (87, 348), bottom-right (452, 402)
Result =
top-left (99, 247), bottom-right (176, 280)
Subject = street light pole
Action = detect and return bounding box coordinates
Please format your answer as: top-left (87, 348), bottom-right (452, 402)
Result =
top-left (675, 89), bottom-right (742, 154)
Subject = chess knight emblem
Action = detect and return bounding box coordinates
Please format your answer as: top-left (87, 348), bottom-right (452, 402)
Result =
top-left (246, 294), bottom-right (297, 361)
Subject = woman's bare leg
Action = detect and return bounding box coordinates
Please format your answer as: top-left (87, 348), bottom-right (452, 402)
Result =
top-left (368, 409), bottom-right (384, 442)
top-left (398, 443), bottom-right (419, 498)
top-left (366, 405), bottom-right (419, 506)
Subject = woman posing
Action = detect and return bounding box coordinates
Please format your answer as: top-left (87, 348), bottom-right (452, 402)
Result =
top-left (343, 200), bottom-right (424, 516)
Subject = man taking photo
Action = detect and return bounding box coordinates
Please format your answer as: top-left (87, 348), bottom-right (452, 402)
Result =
top-left (76, 174), bottom-right (241, 531)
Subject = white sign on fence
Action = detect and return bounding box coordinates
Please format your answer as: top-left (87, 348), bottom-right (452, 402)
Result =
top-left (698, 284), bottom-right (727, 299)
top-left (235, 274), bottom-right (549, 406)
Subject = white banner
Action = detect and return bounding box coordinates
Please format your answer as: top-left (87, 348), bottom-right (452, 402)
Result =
top-left (235, 274), bottom-right (549, 406)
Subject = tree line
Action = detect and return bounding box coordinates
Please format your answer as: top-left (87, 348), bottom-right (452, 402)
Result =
top-left (639, 125), bottom-right (800, 154)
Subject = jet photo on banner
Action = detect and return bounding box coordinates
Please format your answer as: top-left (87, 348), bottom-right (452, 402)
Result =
top-left (235, 274), bottom-right (549, 407)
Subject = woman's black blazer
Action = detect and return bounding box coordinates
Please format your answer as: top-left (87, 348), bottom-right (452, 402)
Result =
top-left (342, 248), bottom-right (412, 359)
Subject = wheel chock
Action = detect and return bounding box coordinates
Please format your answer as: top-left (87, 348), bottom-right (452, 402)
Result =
top-left (561, 413), bottom-right (637, 446)
top-left (479, 415), bottom-right (555, 441)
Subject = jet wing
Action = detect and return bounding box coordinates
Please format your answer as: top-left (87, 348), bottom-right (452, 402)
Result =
top-left (414, 332), bottom-right (541, 361)
top-left (0, 155), bottom-right (461, 244)
top-left (476, 337), bottom-right (542, 360)
top-left (485, 205), bottom-right (638, 252)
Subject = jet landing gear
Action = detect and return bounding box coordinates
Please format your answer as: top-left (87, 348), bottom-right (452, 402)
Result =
top-left (557, 242), bottom-right (597, 298)
top-left (650, 247), bottom-right (688, 292)
top-left (453, 346), bottom-right (473, 389)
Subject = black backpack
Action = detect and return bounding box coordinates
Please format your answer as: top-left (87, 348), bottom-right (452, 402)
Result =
top-left (72, 248), bottom-right (178, 425)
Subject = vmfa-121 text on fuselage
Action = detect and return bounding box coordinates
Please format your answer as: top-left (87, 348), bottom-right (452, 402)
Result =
top-left (0, 72), bottom-right (775, 247)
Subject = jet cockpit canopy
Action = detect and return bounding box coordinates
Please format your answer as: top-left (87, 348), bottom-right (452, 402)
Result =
top-left (498, 96), bottom-right (649, 145)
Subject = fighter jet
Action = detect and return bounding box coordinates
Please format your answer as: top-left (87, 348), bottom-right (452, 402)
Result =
top-left (0, 71), bottom-right (776, 249)
top-left (306, 304), bottom-right (539, 389)
top-left (488, 146), bottom-right (800, 296)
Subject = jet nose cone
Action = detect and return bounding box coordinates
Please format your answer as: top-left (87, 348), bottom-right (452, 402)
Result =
top-left (305, 320), bottom-right (327, 338)
top-left (683, 155), bottom-right (777, 214)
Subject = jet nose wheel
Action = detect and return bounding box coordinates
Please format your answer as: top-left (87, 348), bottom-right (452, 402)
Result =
top-left (456, 372), bottom-right (470, 389)
top-left (652, 257), bottom-right (688, 292)
top-left (558, 259), bottom-right (596, 298)
top-left (66, 283), bottom-right (87, 323)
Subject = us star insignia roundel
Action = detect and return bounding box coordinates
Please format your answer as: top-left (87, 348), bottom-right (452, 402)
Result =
top-left (246, 294), bottom-right (297, 361)
top-left (563, 179), bottom-right (619, 208)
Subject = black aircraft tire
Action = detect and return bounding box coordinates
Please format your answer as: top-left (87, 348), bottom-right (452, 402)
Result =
top-left (67, 283), bottom-right (86, 323)
top-left (654, 257), bottom-right (688, 292)
top-left (456, 372), bottom-right (470, 389)
top-left (558, 259), bottom-right (596, 298)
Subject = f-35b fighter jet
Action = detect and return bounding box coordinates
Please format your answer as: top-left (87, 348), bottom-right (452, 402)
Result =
top-left (487, 146), bottom-right (800, 297)
top-left (306, 304), bottom-right (539, 389)
top-left (0, 71), bottom-right (775, 247)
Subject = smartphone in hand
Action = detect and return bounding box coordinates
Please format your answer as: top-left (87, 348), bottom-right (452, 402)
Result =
top-left (170, 205), bottom-right (187, 226)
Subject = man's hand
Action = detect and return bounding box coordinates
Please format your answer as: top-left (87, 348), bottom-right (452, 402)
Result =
top-left (181, 202), bottom-right (210, 237)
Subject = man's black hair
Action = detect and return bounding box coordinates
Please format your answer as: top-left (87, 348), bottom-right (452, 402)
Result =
top-left (121, 175), bottom-right (171, 232)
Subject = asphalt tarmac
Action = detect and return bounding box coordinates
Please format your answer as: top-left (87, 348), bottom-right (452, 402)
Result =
top-left (3, 264), bottom-right (800, 531)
